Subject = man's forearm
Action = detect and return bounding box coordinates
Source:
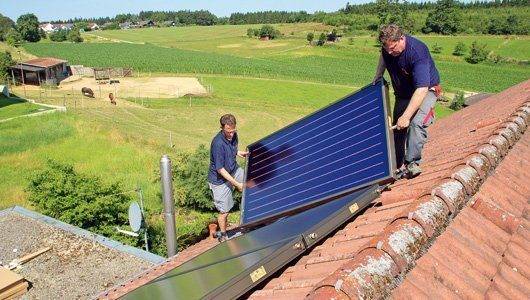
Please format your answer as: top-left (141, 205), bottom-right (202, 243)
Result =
top-left (218, 168), bottom-right (238, 185)
top-left (402, 87), bottom-right (429, 120)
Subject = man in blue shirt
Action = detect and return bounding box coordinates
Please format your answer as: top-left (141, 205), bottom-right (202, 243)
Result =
top-left (373, 24), bottom-right (441, 179)
top-left (208, 114), bottom-right (248, 242)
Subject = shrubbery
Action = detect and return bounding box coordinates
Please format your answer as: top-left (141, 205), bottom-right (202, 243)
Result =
top-left (247, 27), bottom-right (257, 38)
top-left (5, 28), bottom-right (21, 46)
top-left (306, 32), bottom-right (314, 44)
top-left (26, 160), bottom-right (140, 246)
top-left (431, 43), bottom-right (442, 54)
top-left (449, 91), bottom-right (465, 110)
top-left (258, 25), bottom-right (281, 39)
top-left (49, 29), bottom-right (68, 42)
top-left (0, 51), bottom-right (15, 82)
top-left (246, 25), bottom-right (281, 39)
top-left (452, 42), bottom-right (466, 56)
top-left (49, 29), bottom-right (83, 43)
top-left (168, 144), bottom-right (242, 211)
top-left (317, 33), bottom-right (327, 46)
top-left (67, 29), bottom-right (83, 43)
top-left (465, 41), bottom-right (489, 64)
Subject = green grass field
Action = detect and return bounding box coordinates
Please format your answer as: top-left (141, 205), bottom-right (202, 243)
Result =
top-left (24, 27), bottom-right (530, 93)
top-left (0, 97), bottom-right (53, 121)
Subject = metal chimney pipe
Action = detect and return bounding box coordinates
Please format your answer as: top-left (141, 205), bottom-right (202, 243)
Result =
top-left (160, 155), bottom-right (177, 257)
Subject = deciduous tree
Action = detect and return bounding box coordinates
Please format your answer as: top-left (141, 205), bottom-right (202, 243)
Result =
top-left (16, 13), bottom-right (41, 42)
top-left (423, 0), bottom-right (462, 34)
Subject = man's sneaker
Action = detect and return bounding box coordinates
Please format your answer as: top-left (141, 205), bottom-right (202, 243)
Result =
top-left (216, 232), bottom-right (228, 243)
top-left (395, 166), bottom-right (408, 180)
top-left (406, 162), bottom-right (422, 179)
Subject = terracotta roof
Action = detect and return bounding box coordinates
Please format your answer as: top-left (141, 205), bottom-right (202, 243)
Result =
top-left (392, 130), bottom-right (529, 299)
top-left (307, 79), bottom-right (529, 299)
top-left (21, 57), bottom-right (67, 68)
top-left (98, 79), bottom-right (529, 299)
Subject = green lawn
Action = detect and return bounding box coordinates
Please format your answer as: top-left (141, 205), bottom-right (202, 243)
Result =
top-left (86, 23), bottom-right (332, 57)
top-left (0, 76), bottom-right (456, 209)
top-left (0, 97), bottom-right (52, 121)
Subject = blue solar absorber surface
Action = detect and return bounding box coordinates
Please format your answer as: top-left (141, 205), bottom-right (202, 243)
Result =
top-left (241, 80), bottom-right (393, 226)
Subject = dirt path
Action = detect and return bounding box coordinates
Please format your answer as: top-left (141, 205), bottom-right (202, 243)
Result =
top-left (58, 76), bottom-right (208, 99)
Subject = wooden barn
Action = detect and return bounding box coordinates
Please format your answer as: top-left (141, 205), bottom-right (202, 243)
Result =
top-left (10, 57), bottom-right (69, 86)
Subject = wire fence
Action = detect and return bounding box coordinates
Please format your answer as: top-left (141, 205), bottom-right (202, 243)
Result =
top-left (5, 75), bottom-right (213, 109)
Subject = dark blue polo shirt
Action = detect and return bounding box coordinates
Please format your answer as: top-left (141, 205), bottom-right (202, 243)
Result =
top-left (208, 131), bottom-right (238, 185)
top-left (382, 35), bottom-right (440, 100)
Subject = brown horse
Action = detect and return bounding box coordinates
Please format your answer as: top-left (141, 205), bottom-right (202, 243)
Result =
top-left (81, 87), bottom-right (94, 98)
top-left (109, 92), bottom-right (116, 105)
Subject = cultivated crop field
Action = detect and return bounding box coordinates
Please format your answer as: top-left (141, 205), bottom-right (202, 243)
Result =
top-left (24, 25), bottom-right (530, 93)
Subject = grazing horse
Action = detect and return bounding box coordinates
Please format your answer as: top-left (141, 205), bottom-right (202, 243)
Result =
top-left (81, 87), bottom-right (95, 98)
top-left (109, 92), bottom-right (116, 105)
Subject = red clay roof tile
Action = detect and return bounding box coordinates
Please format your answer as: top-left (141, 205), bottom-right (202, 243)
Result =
top-left (392, 126), bottom-right (530, 299)
top-left (307, 79), bottom-right (529, 299)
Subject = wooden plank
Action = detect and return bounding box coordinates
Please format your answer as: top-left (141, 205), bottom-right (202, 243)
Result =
top-left (0, 268), bottom-right (24, 291)
top-left (0, 281), bottom-right (28, 299)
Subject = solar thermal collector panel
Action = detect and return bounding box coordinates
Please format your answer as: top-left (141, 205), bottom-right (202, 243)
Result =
top-left (241, 79), bottom-right (395, 226)
top-left (123, 185), bottom-right (379, 299)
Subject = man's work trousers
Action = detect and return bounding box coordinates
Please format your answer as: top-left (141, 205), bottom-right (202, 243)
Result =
top-left (393, 91), bottom-right (437, 168)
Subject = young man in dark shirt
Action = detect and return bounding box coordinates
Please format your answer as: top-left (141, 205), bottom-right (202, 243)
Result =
top-left (208, 114), bottom-right (248, 242)
top-left (373, 24), bottom-right (441, 178)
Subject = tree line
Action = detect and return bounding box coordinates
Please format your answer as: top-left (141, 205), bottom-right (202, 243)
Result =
top-left (0, 0), bottom-right (528, 43)
top-left (327, 0), bottom-right (528, 35)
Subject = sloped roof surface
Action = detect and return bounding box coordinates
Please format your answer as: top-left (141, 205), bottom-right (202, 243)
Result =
top-left (307, 80), bottom-right (529, 299)
top-left (392, 130), bottom-right (529, 299)
top-left (21, 57), bottom-right (67, 68)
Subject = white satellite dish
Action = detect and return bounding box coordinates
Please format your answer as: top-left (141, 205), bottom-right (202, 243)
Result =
top-left (128, 201), bottom-right (143, 233)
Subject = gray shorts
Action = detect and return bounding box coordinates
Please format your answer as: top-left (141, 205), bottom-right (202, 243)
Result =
top-left (209, 167), bottom-right (244, 213)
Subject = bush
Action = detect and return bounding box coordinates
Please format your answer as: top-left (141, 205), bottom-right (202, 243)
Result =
top-left (246, 28), bottom-right (256, 38)
top-left (26, 160), bottom-right (139, 246)
top-left (0, 51), bottom-right (15, 82)
top-left (452, 42), bottom-right (466, 56)
top-left (49, 29), bottom-right (68, 42)
top-left (67, 29), bottom-right (83, 43)
top-left (258, 25), bottom-right (280, 39)
top-left (465, 41), bottom-right (488, 64)
top-left (317, 32), bottom-right (326, 46)
top-left (5, 28), bottom-right (21, 46)
top-left (431, 43), bottom-right (442, 54)
top-left (306, 32), bottom-right (314, 44)
top-left (168, 144), bottom-right (242, 211)
top-left (449, 91), bottom-right (465, 110)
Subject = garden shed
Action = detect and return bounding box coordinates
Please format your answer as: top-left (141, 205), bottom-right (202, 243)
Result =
top-left (10, 57), bottom-right (69, 86)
